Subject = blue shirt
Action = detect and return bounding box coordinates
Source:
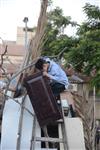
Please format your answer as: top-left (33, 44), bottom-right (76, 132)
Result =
top-left (47, 60), bottom-right (69, 88)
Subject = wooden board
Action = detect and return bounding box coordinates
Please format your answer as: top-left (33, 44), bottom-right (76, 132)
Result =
top-left (24, 72), bottom-right (62, 127)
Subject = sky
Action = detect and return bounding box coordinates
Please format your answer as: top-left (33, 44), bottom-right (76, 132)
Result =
top-left (0, 0), bottom-right (100, 41)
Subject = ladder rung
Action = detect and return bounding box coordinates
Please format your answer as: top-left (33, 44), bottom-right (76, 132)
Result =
top-left (56, 119), bottom-right (63, 123)
top-left (34, 137), bottom-right (64, 143)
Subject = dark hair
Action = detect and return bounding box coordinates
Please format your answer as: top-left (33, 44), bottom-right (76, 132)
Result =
top-left (35, 58), bottom-right (46, 70)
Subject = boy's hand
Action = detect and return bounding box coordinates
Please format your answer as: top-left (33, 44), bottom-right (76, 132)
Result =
top-left (43, 71), bottom-right (50, 79)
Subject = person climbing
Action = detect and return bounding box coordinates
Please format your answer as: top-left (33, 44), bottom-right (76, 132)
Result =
top-left (35, 58), bottom-right (69, 98)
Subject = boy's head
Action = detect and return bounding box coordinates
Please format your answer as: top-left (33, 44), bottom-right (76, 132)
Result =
top-left (35, 58), bottom-right (49, 71)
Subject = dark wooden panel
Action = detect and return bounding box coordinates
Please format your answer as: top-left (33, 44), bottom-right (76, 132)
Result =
top-left (24, 72), bottom-right (62, 127)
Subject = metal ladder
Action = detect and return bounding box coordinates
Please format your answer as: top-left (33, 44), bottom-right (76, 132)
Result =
top-left (30, 98), bottom-right (69, 150)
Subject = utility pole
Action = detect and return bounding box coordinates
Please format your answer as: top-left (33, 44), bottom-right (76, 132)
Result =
top-left (23, 17), bottom-right (28, 49)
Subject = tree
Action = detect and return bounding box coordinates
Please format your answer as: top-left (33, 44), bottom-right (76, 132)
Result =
top-left (67, 3), bottom-right (100, 89)
top-left (42, 7), bottom-right (78, 56)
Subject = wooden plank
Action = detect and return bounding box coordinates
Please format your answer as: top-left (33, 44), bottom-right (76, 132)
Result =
top-left (35, 137), bottom-right (63, 143)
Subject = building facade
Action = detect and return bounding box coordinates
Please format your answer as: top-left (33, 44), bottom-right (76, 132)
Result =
top-left (16, 27), bottom-right (35, 45)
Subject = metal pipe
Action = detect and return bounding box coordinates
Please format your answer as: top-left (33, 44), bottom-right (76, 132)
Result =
top-left (23, 17), bottom-right (28, 49)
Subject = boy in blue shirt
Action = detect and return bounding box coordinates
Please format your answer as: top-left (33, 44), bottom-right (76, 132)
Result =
top-left (35, 58), bottom-right (69, 97)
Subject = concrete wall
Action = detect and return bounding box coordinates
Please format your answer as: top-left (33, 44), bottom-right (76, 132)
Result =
top-left (16, 27), bottom-right (35, 45)
top-left (95, 101), bottom-right (100, 119)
